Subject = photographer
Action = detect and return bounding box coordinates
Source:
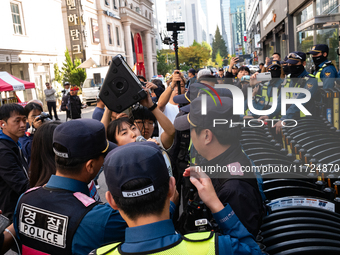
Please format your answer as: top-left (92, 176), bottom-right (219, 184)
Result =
top-left (61, 85), bottom-right (86, 120)
top-left (18, 103), bottom-right (45, 165)
top-left (90, 143), bottom-right (261, 254)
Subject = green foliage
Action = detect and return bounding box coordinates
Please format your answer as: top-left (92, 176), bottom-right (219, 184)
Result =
top-left (61, 49), bottom-right (86, 87)
top-left (179, 64), bottom-right (191, 72)
top-left (207, 58), bottom-right (216, 67)
top-left (54, 63), bottom-right (63, 84)
top-left (215, 51), bottom-right (223, 67)
top-left (212, 26), bottom-right (228, 61)
top-left (192, 40), bottom-right (200, 47)
top-left (61, 48), bottom-right (74, 83)
top-left (179, 43), bottom-right (210, 69)
top-left (157, 49), bottom-right (175, 76)
top-left (69, 58), bottom-right (86, 86)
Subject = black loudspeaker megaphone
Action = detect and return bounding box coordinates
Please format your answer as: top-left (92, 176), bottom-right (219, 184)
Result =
top-left (99, 54), bottom-right (147, 113)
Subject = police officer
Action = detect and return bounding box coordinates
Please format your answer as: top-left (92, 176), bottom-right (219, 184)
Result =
top-left (90, 142), bottom-right (262, 255)
top-left (245, 60), bottom-right (284, 118)
top-left (174, 96), bottom-right (263, 237)
top-left (14, 119), bottom-right (127, 255)
top-left (307, 44), bottom-right (338, 89)
top-left (259, 52), bottom-right (318, 133)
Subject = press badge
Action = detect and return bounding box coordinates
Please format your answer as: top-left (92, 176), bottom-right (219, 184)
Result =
top-left (19, 204), bottom-right (68, 248)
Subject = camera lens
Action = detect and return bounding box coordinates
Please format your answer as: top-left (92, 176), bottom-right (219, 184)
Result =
top-left (116, 82), bottom-right (124, 90)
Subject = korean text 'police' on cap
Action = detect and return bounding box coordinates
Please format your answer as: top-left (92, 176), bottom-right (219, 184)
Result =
top-left (53, 119), bottom-right (109, 160)
top-left (104, 142), bottom-right (170, 198)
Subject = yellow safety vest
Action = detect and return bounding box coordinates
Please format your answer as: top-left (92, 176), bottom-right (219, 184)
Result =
top-left (283, 75), bottom-right (311, 118)
top-left (245, 82), bottom-right (281, 117)
top-left (93, 231), bottom-right (216, 255)
top-left (315, 62), bottom-right (333, 86)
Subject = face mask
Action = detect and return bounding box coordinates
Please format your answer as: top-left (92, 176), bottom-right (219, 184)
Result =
top-left (290, 65), bottom-right (304, 77)
top-left (312, 55), bottom-right (327, 68)
top-left (270, 69), bottom-right (281, 78)
top-left (283, 65), bottom-right (290, 75)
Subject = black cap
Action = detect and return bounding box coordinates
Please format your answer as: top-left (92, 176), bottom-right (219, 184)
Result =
top-left (174, 96), bottom-right (233, 131)
top-left (307, 44), bottom-right (329, 55)
top-left (219, 68), bottom-right (224, 71)
top-left (173, 83), bottom-right (206, 105)
top-left (53, 119), bottom-right (109, 160)
top-left (188, 68), bottom-right (196, 75)
top-left (286, 52), bottom-right (306, 64)
top-left (64, 81), bottom-right (70, 86)
top-left (104, 142), bottom-right (169, 198)
top-left (267, 60), bottom-right (281, 69)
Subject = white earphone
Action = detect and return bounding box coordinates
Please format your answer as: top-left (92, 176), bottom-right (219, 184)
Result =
top-left (1, 124), bottom-right (4, 127)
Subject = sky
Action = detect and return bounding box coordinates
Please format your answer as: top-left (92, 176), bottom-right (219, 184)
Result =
top-left (206, 0), bottom-right (222, 37)
top-left (155, 0), bottom-right (222, 41)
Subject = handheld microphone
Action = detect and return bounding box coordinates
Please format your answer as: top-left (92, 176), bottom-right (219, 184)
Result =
top-left (135, 136), bottom-right (173, 177)
top-left (136, 136), bottom-right (147, 143)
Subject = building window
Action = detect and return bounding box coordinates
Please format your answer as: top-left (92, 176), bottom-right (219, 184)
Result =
top-left (296, 4), bottom-right (313, 25)
top-left (108, 24), bottom-right (113, 45)
top-left (145, 10), bottom-right (147, 17)
top-left (113, 0), bottom-right (117, 9)
top-left (105, 0), bottom-right (109, 6)
top-left (11, 2), bottom-right (23, 35)
top-left (130, 3), bottom-right (133, 9)
top-left (149, 13), bottom-right (151, 20)
top-left (316, 0), bottom-right (339, 15)
top-left (116, 26), bottom-right (120, 45)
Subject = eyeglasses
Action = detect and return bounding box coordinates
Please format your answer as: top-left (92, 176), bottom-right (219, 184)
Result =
top-left (287, 53), bottom-right (303, 60)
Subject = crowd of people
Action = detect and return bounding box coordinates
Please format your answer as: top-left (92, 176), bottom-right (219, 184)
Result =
top-left (0, 43), bottom-right (337, 255)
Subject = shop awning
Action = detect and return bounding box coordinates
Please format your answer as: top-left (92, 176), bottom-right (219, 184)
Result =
top-left (76, 57), bottom-right (98, 69)
top-left (0, 72), bottom-right (35, 92)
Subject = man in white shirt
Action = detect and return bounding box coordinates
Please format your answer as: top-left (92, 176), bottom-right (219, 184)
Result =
top-left (157, 70), bottom-right (186, 136)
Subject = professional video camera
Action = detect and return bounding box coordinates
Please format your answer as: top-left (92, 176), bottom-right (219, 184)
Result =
top-left (177, 188), bottom-right (219, 235)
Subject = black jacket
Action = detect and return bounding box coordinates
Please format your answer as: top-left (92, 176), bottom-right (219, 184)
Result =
top-left (203, 143), bottom-right (263, 237)
top-left (0, 138), bottom-right (29, 221)
top-left (61, 93), bottom-right (82, 119)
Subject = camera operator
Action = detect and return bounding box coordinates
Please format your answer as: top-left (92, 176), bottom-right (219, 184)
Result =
top-left (157, 70), bottom-right (186, 137)
top-left (90, 142), bottom-right (261, 254)
top-left (174, 96), bottom-right (263, 237)
top-left (61, 85), bottom-right (86, 120)
top-left (18, 103), bottom-right (46, 165)
top-left (0, 104), bottom-right (29, 221)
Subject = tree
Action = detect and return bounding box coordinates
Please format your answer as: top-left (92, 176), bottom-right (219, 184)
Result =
top-left (202, 41), bottom-right (212, 54)
top-left (212, 26), bottom-right (228, 62)
top-left (69, 58), bottom-right (86, 86)
top-left (54, 63), bottom-right (63, 84)
top-left (157, 49), bottom-right (175, 76)
top-left (61, 48), bottom-right (74, 83)
top-left (178, 42), bottom-right (210, 69)
top-left (61, 49), bottom-right (86, 87)
top-left (215, 51), bottom-right (223, 67)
